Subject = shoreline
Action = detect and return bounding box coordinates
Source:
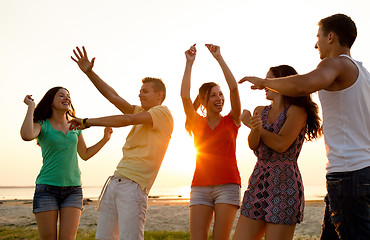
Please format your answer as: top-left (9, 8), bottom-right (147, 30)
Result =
top-left (0, 198), bottom-right (324, 206)
top-left (0, 198), bottom-right (193, 206)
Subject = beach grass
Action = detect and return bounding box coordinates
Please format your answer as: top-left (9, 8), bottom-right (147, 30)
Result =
top-left (0, 226), bottom-right (40, 239)
top-left (0, 227), bottom-right (320, 239)
top-left (0, 227), bottom-right (195, 240)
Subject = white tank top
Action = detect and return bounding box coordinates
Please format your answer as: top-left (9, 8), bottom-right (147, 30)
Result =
top-left (318, 55), bottom-right (370, 173)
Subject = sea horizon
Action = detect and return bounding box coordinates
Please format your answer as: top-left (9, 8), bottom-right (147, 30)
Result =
top-left (0, 184), bottom-right (326, 201)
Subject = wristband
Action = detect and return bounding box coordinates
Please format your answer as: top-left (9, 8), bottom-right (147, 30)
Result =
top-left (82, 118), bottom-right (90, 129)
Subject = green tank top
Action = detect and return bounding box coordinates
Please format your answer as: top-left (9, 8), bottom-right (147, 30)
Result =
top-left (36, 119), bottom-right (82, 186)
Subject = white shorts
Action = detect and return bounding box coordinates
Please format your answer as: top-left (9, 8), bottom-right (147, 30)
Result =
top-left (95, 175), bottom-right (148, 240)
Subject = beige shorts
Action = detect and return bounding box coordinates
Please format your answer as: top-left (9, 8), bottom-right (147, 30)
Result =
top-left (190, 183), bottom-right (241, 208)
top-left (95, 175), bottom-right (148, 240)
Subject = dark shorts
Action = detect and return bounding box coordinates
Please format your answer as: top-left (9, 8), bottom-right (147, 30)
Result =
top-left (33, 184), bottom-right (83, 214)
top-left (320, 166), bottom-right (370, 240)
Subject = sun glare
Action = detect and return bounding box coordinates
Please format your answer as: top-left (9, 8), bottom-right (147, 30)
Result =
top-left (161, 129), bottom-right (197, 173)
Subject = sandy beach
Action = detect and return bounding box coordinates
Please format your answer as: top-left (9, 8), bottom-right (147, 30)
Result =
top-left (0, 198), bottom-right (325, 239)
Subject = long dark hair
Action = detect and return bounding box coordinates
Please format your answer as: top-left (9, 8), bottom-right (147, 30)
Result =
top-left (34, 87), bottom-right (76, 122)
top-left (269, 65), bottom-right (322, 141)
top-left (185, 82), bottom-right (219, 134)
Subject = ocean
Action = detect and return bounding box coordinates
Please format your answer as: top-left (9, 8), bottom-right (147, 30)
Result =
top-left (0, 184), bottom-right (326, 201)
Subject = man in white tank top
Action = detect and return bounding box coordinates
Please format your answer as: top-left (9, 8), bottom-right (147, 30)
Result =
top-left (240, 14), bottom-right (369, 240)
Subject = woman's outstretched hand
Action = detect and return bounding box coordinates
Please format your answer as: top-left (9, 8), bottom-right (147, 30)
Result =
top-left (103, 127), bottom-right (113, 141)
top-left (241, 109), bottom-right (262, 130)
top-left (240, 109), bottom-right (252, 128)
top-left (249, 111), bottom-right (262, 130)
top-left (185, 44), bottom-right (196, 63)
top-left (23, 95), bottom-right (35, 108)
top-left (205, 44), bottom-right (221, 61)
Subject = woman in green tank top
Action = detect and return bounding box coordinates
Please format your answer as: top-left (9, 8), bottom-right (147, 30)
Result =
top-left (21, 86), bottom-right (113, 240)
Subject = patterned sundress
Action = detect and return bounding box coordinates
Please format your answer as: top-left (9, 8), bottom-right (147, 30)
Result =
top-left (240, 105), bottom-right (305, 225)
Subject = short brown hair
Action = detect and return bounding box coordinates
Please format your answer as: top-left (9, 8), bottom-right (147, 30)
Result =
top-left (319, 14), bottom-right (357, 48)
top-left (142, 77), bottom-right (166, 102)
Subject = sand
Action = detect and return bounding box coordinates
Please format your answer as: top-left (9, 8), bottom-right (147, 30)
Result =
top-left (0, 198), bottom-right (325, 238)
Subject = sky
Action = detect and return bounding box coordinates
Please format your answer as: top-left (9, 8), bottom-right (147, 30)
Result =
top-left (1, 0), bottom-right (369, 193)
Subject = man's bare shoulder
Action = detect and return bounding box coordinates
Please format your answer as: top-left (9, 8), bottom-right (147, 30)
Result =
top-left (318, 56), bottom-right (344, 67)
top-left (318, 56), bottom-right (358, 91)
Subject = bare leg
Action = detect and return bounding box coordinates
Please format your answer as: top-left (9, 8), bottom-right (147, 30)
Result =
top-left (213, 203), bottom-right (238, 240)
top-left (265, 222), bottom-right (296, 240)
top-left (59, 207), bottom-right (81, 240)
top-left (233, 215), bottom-right (266, 240)
top-left (35, 210), bottom-right (58, 240)
top-left (190, 205), bottom-right (214, 240)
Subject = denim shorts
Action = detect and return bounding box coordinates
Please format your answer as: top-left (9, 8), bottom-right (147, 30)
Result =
top-left (33, 184), bottom-right (83, 214)
top-left (190, 183), bottom-right (241, 208)
top-left (320, 166), bottom-right (370, 240)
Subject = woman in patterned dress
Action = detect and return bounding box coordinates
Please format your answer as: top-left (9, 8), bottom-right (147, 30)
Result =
top-left (234, 65), bottom-right (322, 240)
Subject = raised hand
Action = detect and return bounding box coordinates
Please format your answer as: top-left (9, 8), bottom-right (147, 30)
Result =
top-left (239, 76), bottom-right (265, 90)
top-left (240, 109), bottom-right (252, 128)
top-left (23, 95), bottom-right (35, 108)
top-left (103, 127), bottom-right (113, 141)
top-left (71, 46), bottom-right (95, 74)
top-left (185, 44), bottom-right (196, 63)
top-left (249, 111), bottom-right (262, 130)
top-left (205, 44), bottom-right (221, 60)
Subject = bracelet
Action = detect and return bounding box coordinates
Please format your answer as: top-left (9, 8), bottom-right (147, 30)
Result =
top-left (82, 118), bottom-right (90, 129)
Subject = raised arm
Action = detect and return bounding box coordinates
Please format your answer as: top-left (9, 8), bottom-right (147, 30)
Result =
top-left (239, 58), bottom-right (341, 97)
top-left (206, 44), bottom-right (241, 125)
top-left (181, 44), bottom-right (198, 124)
top-left (77, 127), bottom-right (113, 160)
top-left (20, 95), bottom-right (41, 141)
top-left (71, 46), bottom-right (135, 114)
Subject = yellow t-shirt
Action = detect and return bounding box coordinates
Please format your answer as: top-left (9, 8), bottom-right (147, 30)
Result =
top-left (114, 105), bottom-right (174, 194)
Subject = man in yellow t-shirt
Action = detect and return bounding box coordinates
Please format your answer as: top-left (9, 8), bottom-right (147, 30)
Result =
top-left (70, 46), bottom-right (174, 240)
